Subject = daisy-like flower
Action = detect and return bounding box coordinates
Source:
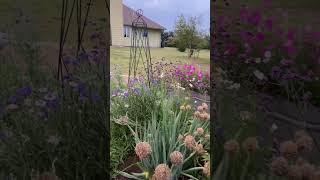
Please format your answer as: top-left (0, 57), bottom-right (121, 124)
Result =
top-left (280, 141), bottom-right (298, 158)
top-left (185, 105), bottom-right (191, 110)
top-left (242, 137), bottom-right (258, 153)
top-left (224, 139), bottom-right (239, 153)
top-left (135, 142), bottom-right (152, 159)
top-left (153, 164), bottom-right (171, 180)
top-left (184, 135), bottom-right (196, 150)
top-left (264, 51), bottom-right (272, 58)
top-left (270, 157), bottom-right (289, 176)
top-left (203, 162), bottom-right (210, 177)
top-left (170, 151), bottom-right (183, 165)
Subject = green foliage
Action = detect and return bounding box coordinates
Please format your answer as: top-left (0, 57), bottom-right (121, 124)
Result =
top-left (174, 15), bottom-right (200, 51)
top-left (117, 97), bottom-right (210, 179)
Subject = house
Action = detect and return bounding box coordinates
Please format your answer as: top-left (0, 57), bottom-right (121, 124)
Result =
top-left (110, 0), bottom-right (166, 48)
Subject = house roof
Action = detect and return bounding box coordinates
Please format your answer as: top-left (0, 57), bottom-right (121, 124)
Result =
top-left (123, 4), bottom-right (166, 30)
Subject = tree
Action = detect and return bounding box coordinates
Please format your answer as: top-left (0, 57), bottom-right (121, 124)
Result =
top-left (174, 15), bottom-right (200, 54)
top-left (161, 31), bottom-right (176, 47)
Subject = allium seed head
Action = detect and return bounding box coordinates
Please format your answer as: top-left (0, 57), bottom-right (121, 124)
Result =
top-left (270, 157), bottom-right (289, 176)
top-left (242, 137), bottom-right (258, 153)
top-left (153, 164), bottom-right (171, 180)
top-left (197, 105), bottom-right (204, 112)
top-left (135, 142), bottom-right (152, 159)
top-left (196, 128), bottom-right (204, 135)
top-left (280, 141), bottom-right (298, 158)
top-left (202, 103), bottom-right (208, 110)
top-left (296, 135), bottom-right (313, 153)
top-left (184, 135), bottom-right (196, 150)
top-left (194, 143), bottom-right (206, 155)
top-left (170, 151), bottom-right (183, 165)
top-left (287, 165), bottom-right (303, 179)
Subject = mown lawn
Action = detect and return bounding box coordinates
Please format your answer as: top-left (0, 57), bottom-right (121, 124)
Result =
top-left (110, 47), bottom-right (210, 74)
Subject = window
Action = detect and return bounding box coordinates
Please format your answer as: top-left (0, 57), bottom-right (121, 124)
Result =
top-left (143, 29), bottom-right (148, 37)
top-left (124, 26), bottom-right (130, 37)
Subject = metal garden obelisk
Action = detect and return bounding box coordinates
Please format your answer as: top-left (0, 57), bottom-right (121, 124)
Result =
top-left (128, 9), bottom-right (153, 86)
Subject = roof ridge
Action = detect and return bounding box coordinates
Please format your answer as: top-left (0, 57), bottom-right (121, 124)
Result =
top-left (122, 3), bottom-right (166, 30)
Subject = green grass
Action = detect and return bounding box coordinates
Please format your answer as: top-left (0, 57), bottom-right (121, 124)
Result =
top-left (111, 47), bottom-right (210, 74)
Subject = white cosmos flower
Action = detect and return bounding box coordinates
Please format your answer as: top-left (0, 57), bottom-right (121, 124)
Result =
top-left (160, 72), bottom-right (164, 78)
top-left (264, 51), bottom-right (271, 58)
top-left (253, 70), bottom-right (265, 80)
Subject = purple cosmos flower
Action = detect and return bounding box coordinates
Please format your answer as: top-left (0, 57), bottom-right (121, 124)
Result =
top-left (256, 32), bottom-right (265, 41)
top-left (16, 87), bottom-right (32, 97)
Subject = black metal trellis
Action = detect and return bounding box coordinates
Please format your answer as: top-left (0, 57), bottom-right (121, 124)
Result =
top-left (57, 0), bottom-right (110, 96)
top-left (128, 9), bottom-right (153, 87)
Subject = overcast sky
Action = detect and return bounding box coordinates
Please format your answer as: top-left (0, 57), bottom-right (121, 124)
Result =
top-left (123, 0), bottom-right (210, 33)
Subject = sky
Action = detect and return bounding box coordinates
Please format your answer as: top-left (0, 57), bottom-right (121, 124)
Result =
top-left (123, 0), bottom-right (210, 33)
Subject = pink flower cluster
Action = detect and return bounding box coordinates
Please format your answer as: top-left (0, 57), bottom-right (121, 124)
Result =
top-left (172, 64), bottom-right (210, 94)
